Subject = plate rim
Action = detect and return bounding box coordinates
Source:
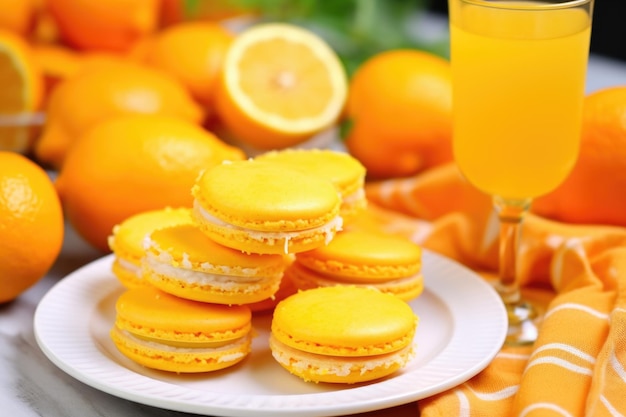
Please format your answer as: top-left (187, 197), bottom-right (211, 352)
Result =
top-left (34, 250), bottom-right (506, 417)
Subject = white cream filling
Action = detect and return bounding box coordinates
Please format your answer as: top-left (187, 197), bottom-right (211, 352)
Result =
top-left (143, 254), bottom-right (280, 291)
top-left (270, 336), bottom-right (415, 377)
top-left (116, 328), bottom-right (249, 362)
top-left (144, 236), bottom-right (282, 277)
top-left (116, 257), bottom-right (141, 277)
top-left (294, 266), bottom-right (423, 292)
top-left (193, 200), bottom-right (343, 253)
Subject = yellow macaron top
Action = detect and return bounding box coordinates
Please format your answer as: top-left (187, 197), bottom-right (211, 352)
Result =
top-left (271, 286), bottom-right (418, 357)
top-left (115, 286), bottom-right (251, 343)
top-left (145, 223), bottom-right (290, 276)
top-left (192, 159), bottom-right (341, 231)
top-left (254, 149), bottom-right (366, 198)
top-left (108, 207), bottom-right (193, 261)
top-left (296, 230), bottom-right (422, 281)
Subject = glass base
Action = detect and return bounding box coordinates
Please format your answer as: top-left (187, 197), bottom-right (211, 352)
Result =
top-left (504, 300), bottom-right (541, 346)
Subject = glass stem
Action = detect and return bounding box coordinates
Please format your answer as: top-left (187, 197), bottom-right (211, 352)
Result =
top-left (493, 196), bottom-right (531, 310)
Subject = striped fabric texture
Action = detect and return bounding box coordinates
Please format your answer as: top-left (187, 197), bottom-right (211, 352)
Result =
top-left (359, 163), bottom-right (626, 417)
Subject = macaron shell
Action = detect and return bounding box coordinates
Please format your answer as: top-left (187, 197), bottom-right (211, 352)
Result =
top-left (296, 230), bottom-right (422, 281)
top-left (147, 223), bottom-right (290, 276)
top-left (144, 267), bottom-right (282, 305)
top-left (271, 286), bottom-right (418, 357)
top-left (192, 160), bottom-right (341, 231)
top-left (114, 287), bottom-right (252, 343)
top-left (269, 334), bottom-right (414, 383)
top-left (108, 207), bottom-right (193, 261)
top-left (111, 326), bottom-right (251, 373)
top-left (285, 262), bottom-right (424, 302)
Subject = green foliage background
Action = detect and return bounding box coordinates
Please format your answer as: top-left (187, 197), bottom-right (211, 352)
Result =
top-left (183, 0), bottom-right (449, 76)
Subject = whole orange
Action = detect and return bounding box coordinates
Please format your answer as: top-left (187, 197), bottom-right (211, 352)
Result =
top-left (55, 114), bottom-right (245, 252)
top-left (0, 151), bottom-right (64, 303)
top-left (533, 86), bottom-right (626, 227)
top-left (344, 49), bottom-right (453, 180)
top-left (47, 0), bottom-right (159, 53)
top-left (34, 60), bottom-right (204, 169)
top-left (141, 21), bottom-right (234, 110)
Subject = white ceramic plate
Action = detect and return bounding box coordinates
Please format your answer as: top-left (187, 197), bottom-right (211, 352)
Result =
top-left (34, 251), bottom-right (506, 417)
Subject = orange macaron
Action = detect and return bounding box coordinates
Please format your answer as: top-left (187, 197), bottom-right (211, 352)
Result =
top-left (269, 286), bottom-right (418, 383)
top-left (191, 159), bottom-right (343, 255)
top-left (286, 229), bottom-right (424, 301)
top-left (110, 286), bottom-right (252, 373)
top-left (142, 223), bottom-right (290, 305)
top-left (107, 207), bottom-right (193, 288)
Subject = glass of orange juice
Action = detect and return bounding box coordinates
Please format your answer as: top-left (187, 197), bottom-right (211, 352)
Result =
top-left (448, 0), bottom-right (594, 345)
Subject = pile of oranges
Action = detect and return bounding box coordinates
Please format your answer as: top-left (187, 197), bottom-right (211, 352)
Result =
top-left (1, 0), bottom-right (625, 304)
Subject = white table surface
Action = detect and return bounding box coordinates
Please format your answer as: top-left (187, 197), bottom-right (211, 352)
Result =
top-left (1, 47), bottom-right (625, 417)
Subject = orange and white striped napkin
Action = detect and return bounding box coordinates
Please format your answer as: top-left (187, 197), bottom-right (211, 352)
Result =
top-left (355, 162), bottom-right (626, 417)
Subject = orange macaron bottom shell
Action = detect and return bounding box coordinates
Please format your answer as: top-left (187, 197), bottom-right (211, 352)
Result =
top-left (111, 327), bottom-right (251, 373)
top-left (268, 335), bottom-right (414, 384)
top-left (270, 286), bottom-right (418, 384)
top-left (110, 286), bottom-right (252, 373)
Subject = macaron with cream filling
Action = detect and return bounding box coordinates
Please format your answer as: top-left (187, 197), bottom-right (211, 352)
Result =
top-left (107, 207), bottom-right (193, 288)
top-left (110, 286), bottom-right (252, 373)
top-left (269, 286), bottom-right (418, 383)
top-left (191, 159), bottom-right (343, 255)
top-left (142, 223), bottom-right (290, 304)
top-left (287, 229), bottom-right (424, 301)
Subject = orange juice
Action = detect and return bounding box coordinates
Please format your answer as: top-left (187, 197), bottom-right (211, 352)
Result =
top-left (449, 0), bottom-right (592, 199)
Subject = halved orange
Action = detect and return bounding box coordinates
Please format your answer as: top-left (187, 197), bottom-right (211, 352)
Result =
top-left (0, 29), bottom-right (43, 153)
top-left (215, 23), bottom-right (348, 150)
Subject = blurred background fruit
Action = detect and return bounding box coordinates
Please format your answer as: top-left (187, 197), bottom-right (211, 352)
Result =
top-left (214, 22), bottom-right (348, 151)
top-left (0, 29), bottom-right (44, 154)
top-left (34, 60), bottom-right (204, 168)
top-left (139, 21), bottom-right (234, 113)
top-left (344, 49), bottom-right (452, 180)
top-left (46, 0), bottom-right (160, 53)
top-left (55, 114), bottom-right (245, 252)
top-left (0, 151), bottom-right (64, 303)
top-left (533, 86), bottom-right (626, 227)
top-left (0, 0), bottom-right (37, 36)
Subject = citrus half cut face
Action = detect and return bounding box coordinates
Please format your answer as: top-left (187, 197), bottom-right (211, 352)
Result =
top-left (218, 23), bottom-right (347, 147)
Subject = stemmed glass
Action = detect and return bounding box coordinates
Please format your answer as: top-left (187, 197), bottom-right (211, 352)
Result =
top-left (447, 0), bottom-right (594, 345)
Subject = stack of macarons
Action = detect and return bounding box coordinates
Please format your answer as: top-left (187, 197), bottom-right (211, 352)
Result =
top-left (107, 147), bottom-right (420, 380)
